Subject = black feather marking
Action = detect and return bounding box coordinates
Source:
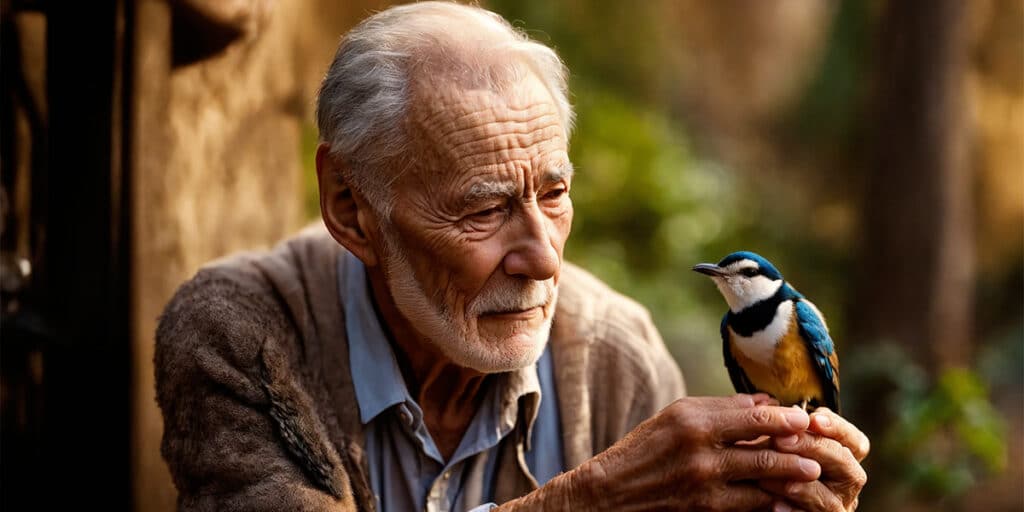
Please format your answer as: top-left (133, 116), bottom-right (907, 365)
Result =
top-left (722, 315), bottom-right (756, 394)
top-left (726, 283), bottom-right (802, 337)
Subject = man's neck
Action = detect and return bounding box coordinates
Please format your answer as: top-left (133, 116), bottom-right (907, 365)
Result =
top-left (366, 268), bottom-right (488, 460)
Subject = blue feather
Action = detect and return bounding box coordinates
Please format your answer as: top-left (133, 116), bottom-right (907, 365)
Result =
top-left (794, 300), bottom-right (840, 411)
top-left (718, 251), bottom-right (783, 280)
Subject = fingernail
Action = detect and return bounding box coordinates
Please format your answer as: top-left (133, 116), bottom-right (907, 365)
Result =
top-left (777, 435), bottom-right (799, 448)
top-left (814, 415), bottom-right (831, 428)
top-left (799, 458), bottom-right (821, 478)
top-left (774, 501), bottom-right (793, 512)
top-left (784, 409), bottom-right (809, 428)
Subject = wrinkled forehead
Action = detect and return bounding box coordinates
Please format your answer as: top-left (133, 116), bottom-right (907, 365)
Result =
top-left (409, 72), bottom-right (561, 132)
top-left (405, 74), bottom-right (568, 176)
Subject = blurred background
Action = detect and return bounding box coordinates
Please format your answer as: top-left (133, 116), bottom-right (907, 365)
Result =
top-left (1, 0), bottom-right (1021, 510)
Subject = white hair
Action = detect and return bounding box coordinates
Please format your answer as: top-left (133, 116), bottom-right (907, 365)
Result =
top-left (315, 1), bottom-right (575, 218)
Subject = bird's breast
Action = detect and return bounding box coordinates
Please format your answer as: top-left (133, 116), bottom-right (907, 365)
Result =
top-left (729, 302), bottom-right (826, 406)
top-left (730, 301), bottom-right (793, 365)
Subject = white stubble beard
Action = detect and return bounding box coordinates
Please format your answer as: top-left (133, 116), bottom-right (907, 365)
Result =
top-left (380, 230), bottom-right (556, 373)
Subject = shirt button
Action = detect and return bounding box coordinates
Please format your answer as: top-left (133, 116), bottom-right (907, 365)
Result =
top-left (443, 471), bottom-right (451, 480)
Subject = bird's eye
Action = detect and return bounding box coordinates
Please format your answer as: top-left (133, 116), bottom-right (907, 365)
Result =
top-left (740, 268), bottom-right (758, 278)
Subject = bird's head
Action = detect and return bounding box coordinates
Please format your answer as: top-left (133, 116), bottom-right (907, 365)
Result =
top-left (693, 251), bottom-right (784, 313)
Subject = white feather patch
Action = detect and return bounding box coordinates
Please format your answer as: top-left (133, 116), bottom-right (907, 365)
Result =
top-left (716, 275), bottom-right (783, 313)
top-left (731, 300), bottom-right (793, 365)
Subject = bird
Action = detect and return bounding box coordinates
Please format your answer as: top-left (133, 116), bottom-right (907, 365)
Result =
top-left (693, 251), bottom-right (840, 413)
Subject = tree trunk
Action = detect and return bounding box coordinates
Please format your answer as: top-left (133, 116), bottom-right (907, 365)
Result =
top-left (854, 0), bottom-right (974, 372)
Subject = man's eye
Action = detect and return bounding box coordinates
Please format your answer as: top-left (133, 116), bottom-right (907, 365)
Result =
top-left (543, 187), bottom-right (567, 200)
top-left (471, 207), bottom-right (502, 219)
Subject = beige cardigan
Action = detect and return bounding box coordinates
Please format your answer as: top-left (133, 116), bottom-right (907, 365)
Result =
top-left (155, 225), bottom-right (686, 511)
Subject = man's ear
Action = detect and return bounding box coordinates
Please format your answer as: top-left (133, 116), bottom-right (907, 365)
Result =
top-left (316, 143), bottom-right (380, 267)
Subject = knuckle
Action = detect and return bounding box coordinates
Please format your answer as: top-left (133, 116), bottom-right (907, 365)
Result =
top-left (825, 435), bottom-right (849, 457)
top-left (813, 486), bottom-right (842, 512)
top-left (668, 405), bottom-right (710, 441)
top-left (854, 466), bottom-right (868, 489)
top-left (750, 407), bottom-right (774, 426)
top-left (665, 398), bottom-right (687, 417)
top-left (785, 480), bottom-right (807, 499)
top-left (663, 400), bottom-right (692, 429)
top-left (667, 399), bottom-right (693, 423)
top-left (691, 452), bottom-right (718, 479)
top-left (807, 432), bottom-right (827, 450)
top-left (732, 393), bottom-right (756, 408)
top-left (755, 450), bottom-right (775, 472)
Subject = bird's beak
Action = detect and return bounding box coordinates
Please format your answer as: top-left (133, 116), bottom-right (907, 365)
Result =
top-left (692, 263), bottom-right (727, 277)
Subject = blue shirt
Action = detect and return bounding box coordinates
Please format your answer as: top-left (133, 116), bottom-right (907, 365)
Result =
top-left (340, 252), bottom-right (564, 512)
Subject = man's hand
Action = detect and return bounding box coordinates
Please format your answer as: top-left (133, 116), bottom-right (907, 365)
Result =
top-left (500, 394), bottom-right (823, 511)
top-left (759, 408), bottom-right (870, 512)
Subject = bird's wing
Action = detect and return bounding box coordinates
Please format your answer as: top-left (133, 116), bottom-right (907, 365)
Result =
top-left (721, 314), bottom-right (757, 395)
top-left (795, 299), bottom-right (841, 412)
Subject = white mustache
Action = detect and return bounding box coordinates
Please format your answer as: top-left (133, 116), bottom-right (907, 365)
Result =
top-left (470, 279), bottom-right (554, 316)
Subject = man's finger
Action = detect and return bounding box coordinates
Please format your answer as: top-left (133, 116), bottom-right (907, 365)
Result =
top-left (808, 408), bottom-right (870, 462)
top-left (759, 479), bottom-right (845, 512)
top-left (718, 447), bottom-right (820, 481)
top-left (771, 500), bottom-right (805, 512)
top-left (774, 432), bottom-right (866, 489)
top-left (715, 406), bottom-right (810, 443)
top-left (750, 393), bottom-right (779, 406)
top-left (713, 482), bottom-right (776, 511)
top-left (710, 393), bottom-right (773, 409)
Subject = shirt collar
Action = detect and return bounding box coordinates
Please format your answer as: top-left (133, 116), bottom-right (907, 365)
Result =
top-left (339, 250), bottom-right (544, 438)
top-left (340, 251), bottom-right (410, 424)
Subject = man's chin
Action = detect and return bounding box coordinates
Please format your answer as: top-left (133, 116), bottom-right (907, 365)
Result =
top-left (445, 331), bottom-right (549, 373)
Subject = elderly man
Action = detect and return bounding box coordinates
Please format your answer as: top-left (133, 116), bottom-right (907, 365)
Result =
top-left (155, 3), bottom-right (868, 511)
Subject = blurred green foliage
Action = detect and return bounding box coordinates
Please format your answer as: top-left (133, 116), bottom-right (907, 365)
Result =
top-left (563, 80), bottom-right (737, 393)
top-left (897, 368), bottom-right (1007, 491)
top-left (843, 340), bottom-right (1012, 504)
top-left (887, 366), bottom-right (1007, 497)
top-left (786, 0), bottom-right (870, 148)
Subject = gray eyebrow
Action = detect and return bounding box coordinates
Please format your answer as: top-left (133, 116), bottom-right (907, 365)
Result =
top-left (464, 180), bottom-right (518, 203)
top-left (463, 163), bottom-right (574, 203)
top-left (543, 162), bottom-right (574, 184)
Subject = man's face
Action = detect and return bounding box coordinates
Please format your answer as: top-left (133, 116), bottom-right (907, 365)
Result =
top-left (380, 73), bottom-right (573, 373)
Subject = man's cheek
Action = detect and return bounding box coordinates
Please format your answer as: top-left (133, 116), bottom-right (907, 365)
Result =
top-left (552, 217), bottom-right (572, 259)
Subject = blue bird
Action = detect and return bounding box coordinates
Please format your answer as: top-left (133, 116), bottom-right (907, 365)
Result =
top-left (693, 251), bottom-right (840, 412)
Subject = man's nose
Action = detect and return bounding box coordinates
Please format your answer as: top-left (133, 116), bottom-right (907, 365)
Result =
top-left (503, 203), bottom-right (560, 280)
